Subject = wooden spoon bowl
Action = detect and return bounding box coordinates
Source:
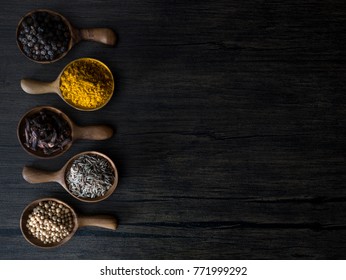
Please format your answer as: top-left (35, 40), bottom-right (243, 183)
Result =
top-left (20, 58), bottom-right (115, 111)
top-left (20, 197), bottom-right (117, 248)
top-left (16, 9), bottom-right (116, 63)
top-left (17, 106), bottom-right (113, 158)
top-left (20, 57), bottom-right (114, 111)
top-left (22, 151), bottom-right (119, 203)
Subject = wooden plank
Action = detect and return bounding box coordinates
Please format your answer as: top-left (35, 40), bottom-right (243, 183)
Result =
top-left (1, 0), bottom-right (346, 259)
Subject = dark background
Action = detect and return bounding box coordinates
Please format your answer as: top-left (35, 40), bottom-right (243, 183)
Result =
top-left (1, 0), bottom-right (346, 259)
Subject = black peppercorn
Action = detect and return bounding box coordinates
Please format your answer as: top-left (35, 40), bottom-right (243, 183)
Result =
top-left (17, 11), bottom-right (70, 62)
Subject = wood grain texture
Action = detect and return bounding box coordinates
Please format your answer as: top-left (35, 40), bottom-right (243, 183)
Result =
top-left (0, 0), bottom-right (346, 259)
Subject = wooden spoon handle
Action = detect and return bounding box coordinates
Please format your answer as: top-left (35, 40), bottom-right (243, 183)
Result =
top-left (73, 125), bottom-right (114, 140)
top-left (21, 79), bottom-right (58, 94)
top-left (79, 28), bottom-right (116, 46)
top-left (22, 166), bottom-right (62, 184)
top-left (78, 215), bottom-right (118, 230)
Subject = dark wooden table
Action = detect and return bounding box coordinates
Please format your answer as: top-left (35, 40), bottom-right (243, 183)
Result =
top-left (1, 0), bottom-right (346, 259)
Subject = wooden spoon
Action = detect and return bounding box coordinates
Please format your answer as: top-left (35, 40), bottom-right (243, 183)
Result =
top-left (20, 57), bottom-right (114, 111)
top-left (16, 9), bottom-right (116, 63)
top-left (20, 198), bottom-right (117, 248)
top-left (22, 151), bottom-right (119, 203)
top-left (17, 106), bottom-right (113, 158)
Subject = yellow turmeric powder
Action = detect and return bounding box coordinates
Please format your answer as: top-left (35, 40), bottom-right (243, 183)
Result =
top-left (59, 58), bottom-right (114, 110)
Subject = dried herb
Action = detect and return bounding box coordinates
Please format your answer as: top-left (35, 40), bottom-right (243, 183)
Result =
top-left (23, 109), bottom-right (72, 155)
top-left (66, 154), bottom-right (114, 199)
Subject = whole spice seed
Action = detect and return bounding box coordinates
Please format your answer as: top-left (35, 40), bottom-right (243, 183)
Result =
top-left (23, 109), bottom-right (72, 155)
top-left (26, 200), bottom-right (74, 244)
top-left (17, 11), bottom-right (70, 62)
top-left (59, 58), bottom-right (113, 110)
top-left (66, 154), bottom-right (115, 199)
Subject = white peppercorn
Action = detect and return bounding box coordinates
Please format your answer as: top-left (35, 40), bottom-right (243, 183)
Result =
top-left (26, 200), bottom-right (74, 244)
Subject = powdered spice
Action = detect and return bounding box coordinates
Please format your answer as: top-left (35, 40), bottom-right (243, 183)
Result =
top-left (59, 58), bottom-right (113, 110)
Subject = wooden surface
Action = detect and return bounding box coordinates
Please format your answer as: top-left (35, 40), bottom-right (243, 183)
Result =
top-left (1, 0), bottom-right (346, 259)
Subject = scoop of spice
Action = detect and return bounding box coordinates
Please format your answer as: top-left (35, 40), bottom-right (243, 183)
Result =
top-left (66, 154), bottom-right (115, 199)
top-left (26, 200), bottom-right (74, 244)
top-left (23, 109), bottom-right (72, 155)
top-left (17, 11), bottom-right (70, 62)
top-left (59, 58), bottom-right (114, 110)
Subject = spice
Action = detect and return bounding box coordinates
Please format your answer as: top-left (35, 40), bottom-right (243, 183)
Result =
top-left (22, 109), bottom-right (72, 155)
top-left (26, 200), bottom-right (74, 244)
top-left (66, 154), bottom-right (114, 198)
top-left (17, 11), bottom-right (70, 62)
top-left (59, 58), bottom-right (113, 110)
